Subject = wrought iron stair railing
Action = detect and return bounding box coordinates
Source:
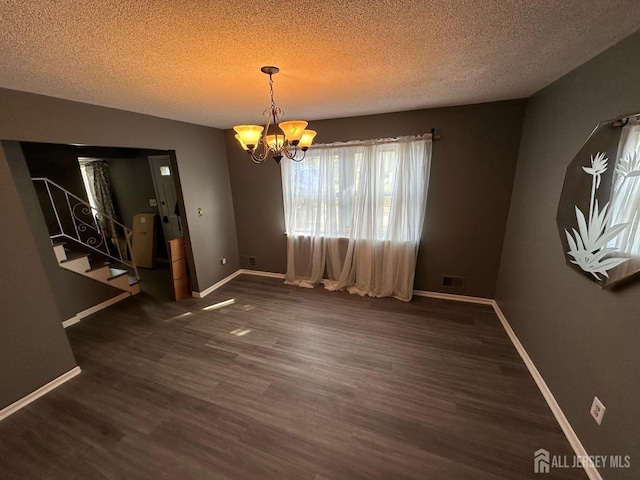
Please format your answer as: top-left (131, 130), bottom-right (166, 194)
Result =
top-left (32, 177), bottom-right (140, 280)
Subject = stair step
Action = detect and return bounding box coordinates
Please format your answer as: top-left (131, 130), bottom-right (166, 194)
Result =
top-left (86, 262), bottom-right (111, 273)
top-left (60, 252), bottom-right (90, 264)
top-left (129, 279), bottom-right (141, 295)
top-left (58, 253), bottom-right (92, 275)
top-left (106, 268), bottom-right (140, 294)
top-left (53, 244), bottom-right (67, 262)
top-left (51, 243), bottom-right (140, 295)
top-left (108, 268), bottom-right (128, 281)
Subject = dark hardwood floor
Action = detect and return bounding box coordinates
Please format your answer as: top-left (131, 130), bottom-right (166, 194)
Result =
top-left (0, 275), bottom-right (586, 479)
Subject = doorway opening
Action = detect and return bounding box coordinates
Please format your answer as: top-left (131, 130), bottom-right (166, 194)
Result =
top-left (22, 141), bottom-right (186, 302)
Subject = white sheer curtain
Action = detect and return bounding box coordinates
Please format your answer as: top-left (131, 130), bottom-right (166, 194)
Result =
top-left (609, 123), bottom-right (640, 254)
top-left (281, 134), bottom-right (432, 301)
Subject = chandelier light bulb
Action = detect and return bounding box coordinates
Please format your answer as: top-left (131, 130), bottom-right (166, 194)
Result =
top-left (233, 125), bottom-right (263, 150)
top-left (265, 134), bottom-right (285, 150)
top-left (278, 120), bottom-right (308, 144)
top-left (298, 130), bottom-right (317, 150)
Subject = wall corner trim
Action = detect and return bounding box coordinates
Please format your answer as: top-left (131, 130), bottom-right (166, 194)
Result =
top-left (0, 366), bottom-right (81, 422)
top-left (62, 292), bottom-right (131, 328)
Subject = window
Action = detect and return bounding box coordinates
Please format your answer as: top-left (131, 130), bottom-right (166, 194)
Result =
top-left (282, 136), bottom-right (431, 243)
top-left (281, 135), bottom-right (432, 301)
top-left (608, 123), bottom-right (640, 254)
top-left (78, 157), bottom-right (100, 219)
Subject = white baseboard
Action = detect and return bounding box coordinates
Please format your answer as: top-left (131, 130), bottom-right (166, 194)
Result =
top-left (192, 269), bottom-right (287, 298)
top-left (238, 269), bottom-right (285, 279)
top-left (62, 292), bottom-right (131, 328)
top-left (0, 366), bottom-right (81, 422)
top-left (417, 289), bottom-right (600, 480)
top-left (62, 316), bottom-right (81, 328)
top-left (192, 270), bottom-right (244, 298)
top-left (412, 289), bottom-right (494, 305)
top-left (490, 301), bottom-right (602, 480)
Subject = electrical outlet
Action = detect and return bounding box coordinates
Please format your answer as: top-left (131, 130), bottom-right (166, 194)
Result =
top-left (590, 396), bottom-right (606, 425)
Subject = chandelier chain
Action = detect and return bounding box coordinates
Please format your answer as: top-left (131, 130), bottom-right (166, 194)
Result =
top-left (269, 73), bottom-right (276, 112)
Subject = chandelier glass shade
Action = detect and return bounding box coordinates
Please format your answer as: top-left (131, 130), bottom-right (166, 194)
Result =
top-left (233, 66), bottom-right (316, 164)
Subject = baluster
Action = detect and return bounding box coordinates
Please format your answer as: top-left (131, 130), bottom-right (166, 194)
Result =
top-left (67, 192), bottom-right (81, 241)
top-left (125, 227), bottom-right (140, 280)
top-left (113, 218), bottom-right (124, 263)
top-left (98, 208), bottom-right (107, 253)
top-left (44, 180), bottom-right (64, 236)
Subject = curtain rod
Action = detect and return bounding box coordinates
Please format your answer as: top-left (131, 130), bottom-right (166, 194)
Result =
top-left (612, 113), bottom-right (640, 127)
top-left (311, 132), bottom-right (438, 149)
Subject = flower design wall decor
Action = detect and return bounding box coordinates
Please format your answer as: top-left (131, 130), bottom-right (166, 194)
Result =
top-left (564, 152), bottom-right (629, 279)
top-left (557, 115), bottom-right (640, 288)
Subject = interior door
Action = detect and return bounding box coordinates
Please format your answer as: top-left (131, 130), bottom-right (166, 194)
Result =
top-left (148, 155), bottom-right (183, 242)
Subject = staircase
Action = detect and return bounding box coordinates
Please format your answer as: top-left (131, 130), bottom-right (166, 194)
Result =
top-left (53, 242), bottom-right (141, 294)
top-left (32, 177), bottom-right (141, 296)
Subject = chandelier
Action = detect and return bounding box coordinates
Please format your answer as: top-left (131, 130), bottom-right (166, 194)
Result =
top-left (233, 66), bottom-right (316, 164)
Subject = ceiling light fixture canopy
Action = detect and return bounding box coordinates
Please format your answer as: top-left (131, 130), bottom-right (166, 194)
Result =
top-left (233, 66), bottom-right (316, 164)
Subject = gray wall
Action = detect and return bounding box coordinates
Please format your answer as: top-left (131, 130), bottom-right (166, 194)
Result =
top-left (0, 87), bottom-right (240, 297)
top-left (226, 100), bottom-right (526, 298)
top-left (22, 142), bottom-right (88, 198)
top-left (496, 30), bottom-right (640, 478)
top-left (0, 142), bottom-right (77, 409)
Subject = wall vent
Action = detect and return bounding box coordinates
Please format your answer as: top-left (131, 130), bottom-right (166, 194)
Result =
top-left (442, 275), bottom-right (466, 289)
top-left (242, 255), bottom-right (257, 269)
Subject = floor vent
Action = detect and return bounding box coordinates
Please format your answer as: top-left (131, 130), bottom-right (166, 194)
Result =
top-left (442, 275), bottom-right (466, 289)
top-left (242, 255), bottom-right (257, 268)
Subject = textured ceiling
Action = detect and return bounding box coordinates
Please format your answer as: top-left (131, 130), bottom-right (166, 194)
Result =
top-left (1, 1), bottom-right (640, 129)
